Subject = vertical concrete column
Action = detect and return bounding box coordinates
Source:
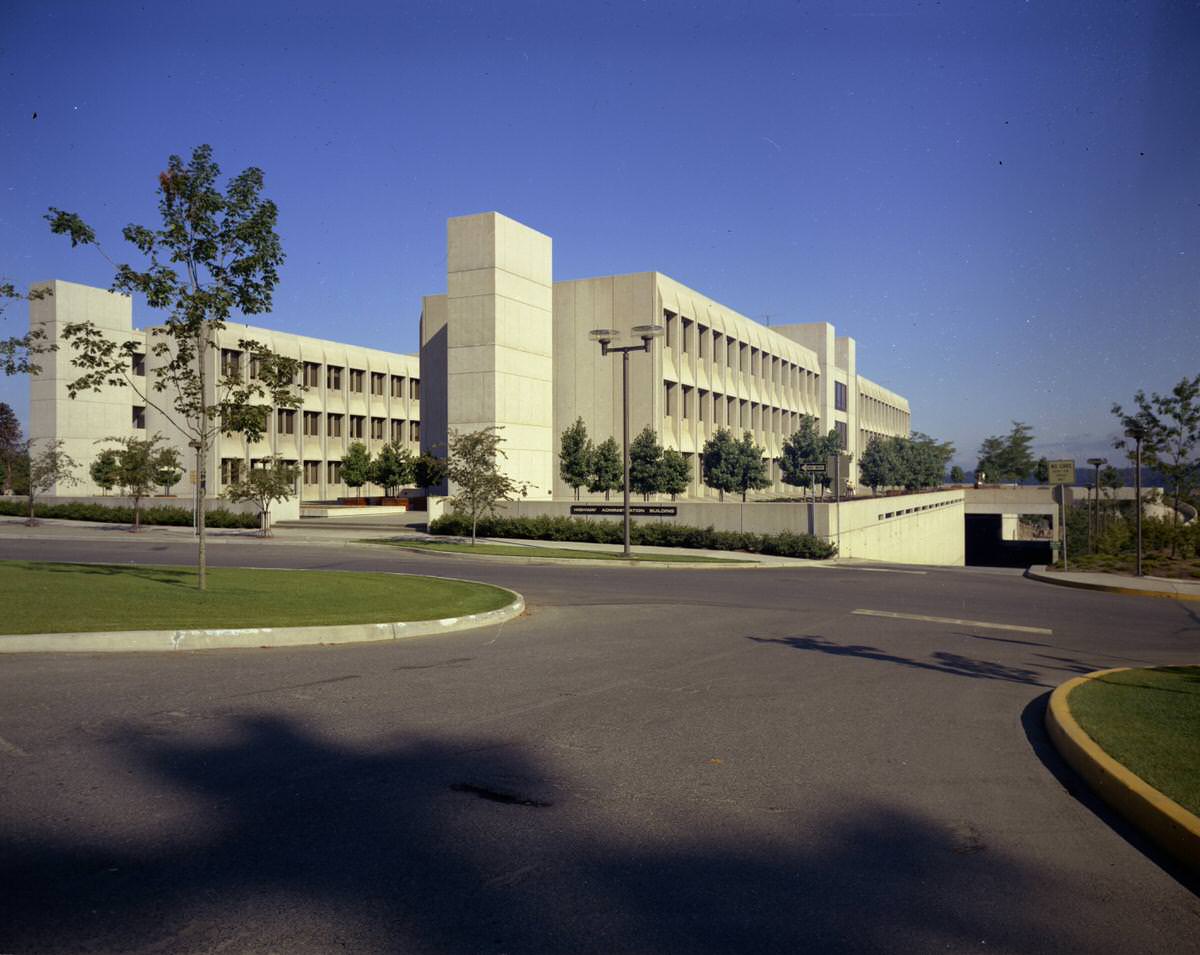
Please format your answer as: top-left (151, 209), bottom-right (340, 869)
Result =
top-left (446, 212), bottom-right (554, 498)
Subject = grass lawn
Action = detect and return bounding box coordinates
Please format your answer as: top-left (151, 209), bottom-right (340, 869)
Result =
top-left (1069, 666), bottom-right (1200, 815)
top-left (372, 539), bottom-right (751, 563)
top-left (0, 561), bottom-right (516, 635)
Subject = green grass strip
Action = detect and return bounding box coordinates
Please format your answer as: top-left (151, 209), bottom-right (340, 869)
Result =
top-left (372, 539), bottom-right (751, 563)
top-left (0, 561), bottom-right (515, 635)
top-left (1069, 666), bottom-right (1200, 816)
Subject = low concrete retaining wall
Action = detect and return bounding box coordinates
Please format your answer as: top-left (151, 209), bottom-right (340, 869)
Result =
top-left (492, 490), bottom-right (966, 566)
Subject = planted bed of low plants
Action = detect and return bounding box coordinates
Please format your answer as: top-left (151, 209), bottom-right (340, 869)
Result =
top-left (373, 539), bottom-right (750, 563)
top-left (0, 499), bottom-right (260, 529)
top-left (428, 513), bottom-right (836, 559)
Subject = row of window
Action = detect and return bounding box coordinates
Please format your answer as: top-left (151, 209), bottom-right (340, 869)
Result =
top-left (218, 348), bottom-right (420, 399)
top-left (663, 382), bottom-right (818, 436)
top-left (275, 409), bottom-right (419, 443)
top-left (859, 393), bottom-right (908, 429)
top-left (218, 457), bottom-right (395, 488)
top-left (663, 310), bottom-right (818, 395)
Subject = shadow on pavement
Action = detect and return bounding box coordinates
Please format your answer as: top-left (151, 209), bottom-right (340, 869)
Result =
top-left (1018, 693), bottom-right (1198, 896)
top-left (2, 713), bottom-right (1102, 953)
top-left (747, 634), bottom-right (1051, 686)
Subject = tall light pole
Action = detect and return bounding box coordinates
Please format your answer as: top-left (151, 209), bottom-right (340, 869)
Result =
top-left (589, 324), bottom-right (664, 558)
top-left (1087, 457), bottom-right (1106, 553)
top-left (1124, 424), bottom-right (1146, 577)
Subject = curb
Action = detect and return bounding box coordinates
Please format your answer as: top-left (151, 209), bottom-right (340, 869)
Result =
top-left (1044, 667), bottom-right (1200, 873)
top-left (0, 591), bottom-right (525, 654)
top-left (364, 541), bottom-right (821, 570)
top-left (1025, 565), bottom-right (1200, 602)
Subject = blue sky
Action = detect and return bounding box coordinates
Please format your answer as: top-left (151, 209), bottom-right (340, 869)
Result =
top-left (2, 0), bottom-right (1197, 467)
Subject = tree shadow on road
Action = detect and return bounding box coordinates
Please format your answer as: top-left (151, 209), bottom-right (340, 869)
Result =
top-left (0, 713), bottom-right (1109, 954)
top-left (748, 634), bottom-right (1051, 686)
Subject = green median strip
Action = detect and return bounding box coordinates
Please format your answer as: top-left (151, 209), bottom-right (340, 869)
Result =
top-left (369, 539), bottom-right (752, 563)
top-left (0, 561), bottom-right (515, 635)
top-left (1069, 666), bottom-right (1200, 816)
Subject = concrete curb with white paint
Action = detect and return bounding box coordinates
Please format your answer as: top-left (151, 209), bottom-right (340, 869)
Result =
top-left (1025, 565), bottom-right (1200, 602)
top-left (0, 591), bottom-right (525, 654)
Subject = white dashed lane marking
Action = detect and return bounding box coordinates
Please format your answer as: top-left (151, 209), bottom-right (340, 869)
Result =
top-left (852, 609), bottom-right (1052, 636)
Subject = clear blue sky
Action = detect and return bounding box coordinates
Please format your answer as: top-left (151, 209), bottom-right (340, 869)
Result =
top-left (2, 0), bottom-right (1197, 467)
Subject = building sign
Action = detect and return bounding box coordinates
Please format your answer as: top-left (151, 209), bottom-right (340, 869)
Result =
top-left (1047, 459), bottom-right (1075, 485)
top-left (570, 504), bottom-right (678, 517)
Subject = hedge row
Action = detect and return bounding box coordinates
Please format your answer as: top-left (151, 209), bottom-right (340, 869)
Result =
top-left (0, 499), bottom-right (261, 528)
top-left (428, 513), bottom-right (836, 559)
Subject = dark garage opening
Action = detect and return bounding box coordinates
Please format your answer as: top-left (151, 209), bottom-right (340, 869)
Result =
top-left (964, 514), bottom-right (1053, 568)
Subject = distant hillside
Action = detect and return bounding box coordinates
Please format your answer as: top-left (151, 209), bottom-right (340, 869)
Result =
top-left (957, 466), bottom-right (1168, 488)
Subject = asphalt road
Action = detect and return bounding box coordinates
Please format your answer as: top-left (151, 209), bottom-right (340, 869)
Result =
top-left (1, 535), bottom-right (1198, 953)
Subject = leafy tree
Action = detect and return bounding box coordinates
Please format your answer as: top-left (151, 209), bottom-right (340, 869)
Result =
top-left (588, 437), bottom-right (623, 500)
top-left (735, 431), bottom-right (771, 502)
top-left (46, 145), bottom-right (303, 590)
top-left (701, 427), bottom-right (741, 502)
top-left (90, 448), bottom-right (122, 495)
top-left (446, 426), bottom-right (527, 544)
top-left (976, 422), bottom-right (1035, 483)
top-left (155, 448), bottom-right (183, 494)
top-left (1113, 374), bottom-right (1200, 557)
top-left (26, 439), bottom-right (78, 525)
top-left (859, 436), bottom-right (899, 494)
top-left (0, 282), bottom-right (53, 376)
top-left (224, 456), bottom-right (298, 536)
top-left (949, 465), bottom-right (966, 484)
top-left (372, 441), bottom-right (414, 497)
top-left (341, 441), bottom-right (374, 497)
top-left (629, 426), bottom-right (664, 501)
top-left (903, 432), bottom-right (955, 491)
top-left (412, 450), bottom-right (447, 498)
top-left (1099, 464), bottom-right (1123, 495)
top-left (559, 417), bottom-right (592, 500)
top-left (1034, 457), bottom-right (1050, 484)
top-left (100, 434), bottom-right (181, 531)
top-left (780, 415), bottom-right (840, 496)
top-left (0, 402), bottom-right (22, 494)
top-left (659, 448), bottom-right (690, 501)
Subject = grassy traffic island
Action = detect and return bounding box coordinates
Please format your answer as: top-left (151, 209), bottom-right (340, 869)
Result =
top-left (0, 561), bottom-right (517, 635)
top-left (1069, 666), bottom-right (1200, 816)
top-left (1049, 553), bottom-right (1200, 580)
top-left (373, 539), bottom-right (752, 563)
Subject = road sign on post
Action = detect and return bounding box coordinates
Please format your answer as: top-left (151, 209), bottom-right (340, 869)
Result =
top-left (1047, 460), bottom-right (1075, 485)
top-left (1047, 460), bottom-right (1075, 571)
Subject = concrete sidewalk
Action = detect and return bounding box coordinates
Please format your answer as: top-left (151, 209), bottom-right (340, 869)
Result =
top-left (1026, 564), bottom-right (1200, 601)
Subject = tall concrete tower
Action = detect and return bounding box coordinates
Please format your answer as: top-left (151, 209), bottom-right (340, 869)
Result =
top-left (444, 212), bottom-right (554, 498)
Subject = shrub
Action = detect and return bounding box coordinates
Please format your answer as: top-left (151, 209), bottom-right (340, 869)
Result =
top-left (0, 498), bottom-right (259, 528)
top-left (428, 513), bottom-right (837, 559)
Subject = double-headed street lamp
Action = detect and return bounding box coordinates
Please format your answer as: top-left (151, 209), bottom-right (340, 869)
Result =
top-left (589, 324), bottom-right (665, 558)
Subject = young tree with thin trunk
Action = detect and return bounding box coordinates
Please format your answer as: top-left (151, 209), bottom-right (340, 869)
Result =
top-left (100, 434), bottom-right (178, 532)
top-left (89, 448), bottom-right (122, 495)
top-left (701, 427), bottom-right (740, 502)
top-left (446, 427), bottom-right (526, 544)
top-left (559, 417), bottom-right (591, 501)
top-left (341, 442), bottom-right (374, 499)
top-left (588, 437), bottom-right (622, 501)
top-left (224, 457), bottom-right (299, 537)
top-left (735, 431), bottom-right (771, 502)
top-left (949, 465), bottom-right (966, 484)
top-left (412, 450), bottom-right (447, 500)
top-left (46, 145), bottom-right (303, 590)
top-left (659, 447), bottom-right (690, 501)
top-left (629, 426), bottom-right (663, 501)
top-left (25, 440), bottom-right (78, 525)
top-left (0, 402), bottom-right (21, 494)
top-left (371, 441), bottom-right (414, 498)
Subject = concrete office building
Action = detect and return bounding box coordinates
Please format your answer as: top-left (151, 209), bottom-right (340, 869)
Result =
top-left (30, 212), bottom-right (909, 505)
top-left (29, 280), bottom-right (421, 502)
top-left (419, 212), bottom-right (911, 497)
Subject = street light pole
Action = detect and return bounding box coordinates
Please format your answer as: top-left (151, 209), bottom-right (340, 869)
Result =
top-left (1087, 457), bottom-right (1106, 554)
top-left (589, 324), bottom-right (665, 558)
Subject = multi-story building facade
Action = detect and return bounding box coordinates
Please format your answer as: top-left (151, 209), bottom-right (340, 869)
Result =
top-left (30, 213), bottom-right (908, 503)
top-left (419, 213), bottom-right (911, 497)
top-left (29, 280), bottom-right (420, 500)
